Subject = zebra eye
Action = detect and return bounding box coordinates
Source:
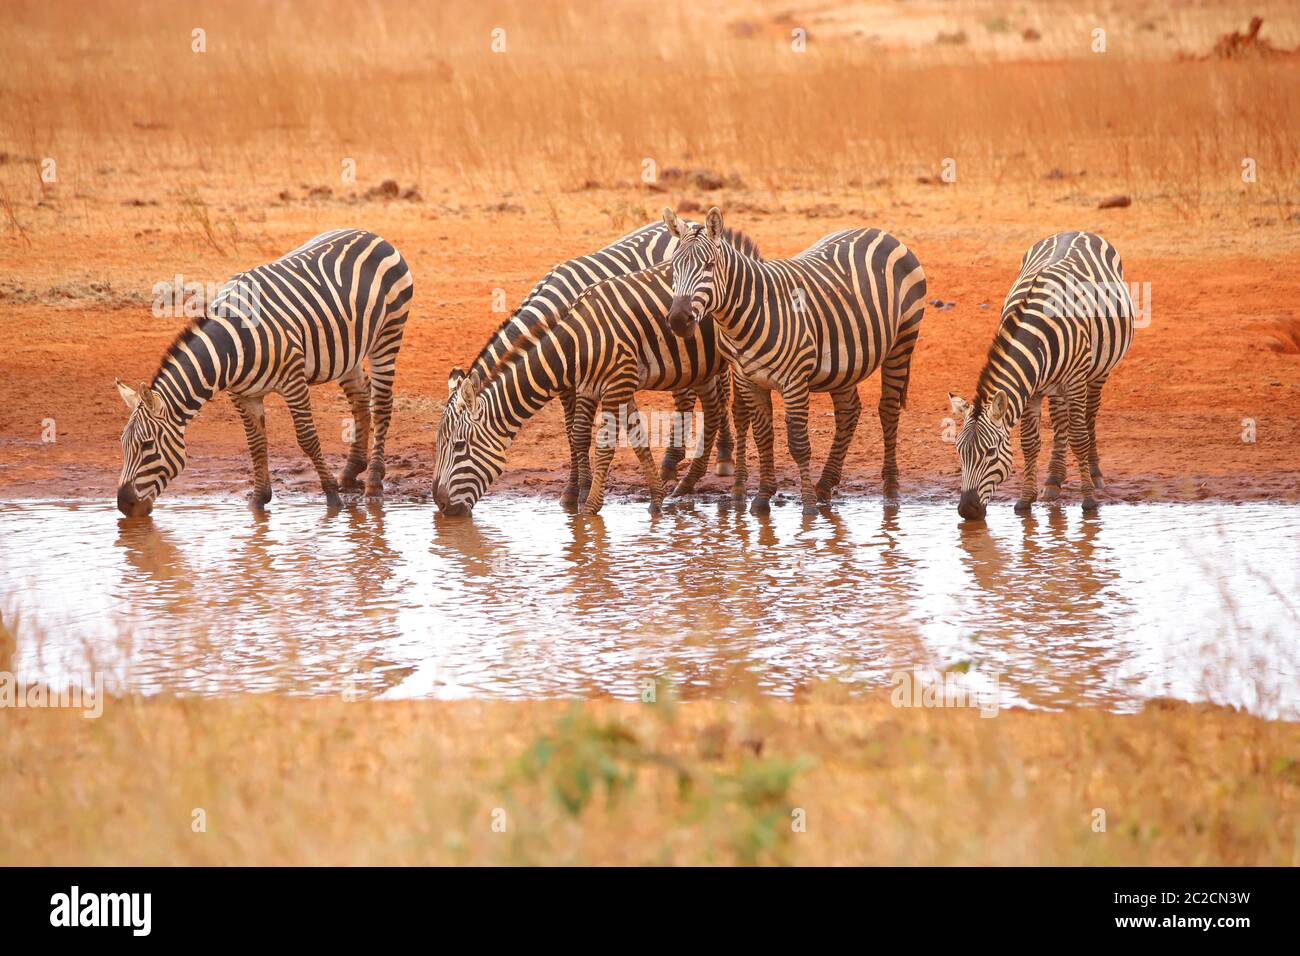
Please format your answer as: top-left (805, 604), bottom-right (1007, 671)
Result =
top-left (453, 440), bottom-right (468, 455)
top-left (984, 446), bottom-right (998, 460)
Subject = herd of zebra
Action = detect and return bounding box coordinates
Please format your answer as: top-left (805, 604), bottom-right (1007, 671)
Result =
top-left (114, 213), bottom-right (1136, 523)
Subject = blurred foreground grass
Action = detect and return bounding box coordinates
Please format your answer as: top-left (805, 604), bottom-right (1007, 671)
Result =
top-left (2, 683), bottom-right (1297, 865)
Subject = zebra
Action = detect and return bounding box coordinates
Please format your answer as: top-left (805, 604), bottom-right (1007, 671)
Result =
top-left (431, 229), bottom-right (764, 517)
top-left (115, 228), bottom-right (413, 516)
top-left (663, 206), bottom-right (927, 516)
top-left (436, 222), bottom-right (737, 510)
top-left (947, 230), bottom-right (1134, 520)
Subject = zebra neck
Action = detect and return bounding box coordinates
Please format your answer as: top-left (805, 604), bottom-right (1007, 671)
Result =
top-left (150, 320), bottom-right (238, 426)
top-left (976, 320), bottom-right (1058, 425)
top-left (712, 244), bottom-right (767, 331)
top-left (481, 324), bottom-right (576, 437)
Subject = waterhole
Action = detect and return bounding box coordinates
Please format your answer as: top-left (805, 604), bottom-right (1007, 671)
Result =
top-left (1, 496), bottom-right (1296, 717)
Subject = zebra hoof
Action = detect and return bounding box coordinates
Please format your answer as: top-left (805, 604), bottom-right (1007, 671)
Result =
top-left (802, 503), bottom-right (818, 517)
top-left (247, 489), bottom-right (272, 509)
top-left (338, 473), bottom-right (363, 492)
top-left (326, 491), bottom-right (344, 509)
top-left (882, 481), bottom-right (900, 500)
top-left (815, 483), bottom-right (834, 503)
top-left (750, 497), bottom-right (771, 515)
top-left (648, 501), bottom-right (663, 516)
top-left (1041, 484), bottom-right (1061, 502)
top-left (715, 461), bottom-right (735, 478)
top-left (1082, 497), bottom-right (1100, 512)
top-left (560, 486), bottom-right (579, 510)
top-left (671, 482), bottom-right (696, 498)
top-left (1014, 498), bottom-right (1034, 514)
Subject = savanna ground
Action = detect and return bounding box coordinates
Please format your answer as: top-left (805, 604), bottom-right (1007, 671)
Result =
top-left (1, 0), bottom-right (1299, 864)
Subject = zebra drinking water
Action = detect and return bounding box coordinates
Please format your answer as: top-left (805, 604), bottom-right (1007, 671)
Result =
top-left (434, 222), bottom-right (741, 510)
top-left (115, 229), bottom-right (413, 516)
top-left (947, 231), bottom-right (1135, 520)
top-left (663, 206), bottom-right (927, 516)
top-left (432, 229), bottom-right (764, 516)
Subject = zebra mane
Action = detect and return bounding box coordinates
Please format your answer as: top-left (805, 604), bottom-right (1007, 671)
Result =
top-left (718, 226), bottom-right (762, 261)
top-left (973, 278), bottom-right (1043, 416)
top-left (467, 267), bottom-right (560, 373)
top-left (465, 225), bottom-right (761, 378)
top-left (152, 318), bottom-right (212, 386)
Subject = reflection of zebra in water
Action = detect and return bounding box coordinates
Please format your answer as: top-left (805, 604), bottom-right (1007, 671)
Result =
top-left (115, 229), bottom-right (413, 516)
top-left (664, 206), bottom-right (927, 516)
top-left (432, 228), bottom-right (763, 517)
top-left (436, 222), bottom-right (739, 509)
top-left (947, 230), bottom-right (1134, 520)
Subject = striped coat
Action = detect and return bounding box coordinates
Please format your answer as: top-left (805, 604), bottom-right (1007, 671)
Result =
top-left (663, 206), bottom-right (927, 515)
top-left (432, 241), bottom-right (764, 516)
top-left (948, 230), bottom-right (1134, 519)
top-left (115, 229), bottom-right (412, 515)
top-left (436, 222), bottom-right (736, 509)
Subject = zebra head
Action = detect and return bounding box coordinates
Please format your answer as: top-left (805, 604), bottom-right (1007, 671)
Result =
top-left (664, 205), bottom-right (726, 337)
top-left (115, 379), bottom-right (186, 517)
top-left (432, 366), bottom-right (502, 516)
top-left (948, 391), bottom-right (1014, 521)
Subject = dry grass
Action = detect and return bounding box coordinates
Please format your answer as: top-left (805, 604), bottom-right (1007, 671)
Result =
top-left (0, 0), bottom-right (1296, 212)
top-left (2, 684), bottom-right (1298, 866)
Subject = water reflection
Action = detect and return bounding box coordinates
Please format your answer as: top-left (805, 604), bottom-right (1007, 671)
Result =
top-left (1, 497), bottom-right (1296, 718)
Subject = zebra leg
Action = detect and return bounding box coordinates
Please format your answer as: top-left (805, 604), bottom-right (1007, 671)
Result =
top-left (748, 385), bottom-right (777, 513)
top-left (560, 389), bottom-right (582, 508)
top-left (280, 371), bottom-right (343, 509)
top-left (714, 368), bottom-right (735, 478)
top-left (816, 386), bottom-right (861, 502)
top-left (232, 395), bottom-right (272, 507)
top-left (569, 394), bottom-right (597, 511)
top-left (364, 319), bottom-right (407, 499)
top-left (583, 395), bottom-right (621, 517)
top-left (1015, 395), bottom-right (1043, 513)
top-left (625, 396), bottom-right (666, 515)
top-left (672, 376), bottom-right (721, 497)
top-left (780, 382), bottom-right (819, 516)
top-left (729, 378), bottom-right (752, 502)
top-left (878, 307), bottom-right (921, 497)
top-left (1065, 383), bottom-right (1099, 511)
top-left (1086, 376), bottom-right (1108, 491)
top-left (337, 368), bottom-right (371, 492)
top-left (659, 388), bottom-right (694, 480)
top-left (1042, 391), bottom-right (1069, 501)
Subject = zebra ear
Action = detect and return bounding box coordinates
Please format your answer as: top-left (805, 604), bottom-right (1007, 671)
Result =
top-left (448, 366), bottom-right (465, 397)
top-left (704, 206), bottom-right (723, 241)
top-left (947, 393), bottom-right (970, 419)
top-left (137, 382), bottom-right (165, 416)
top-left (662, 207), bottom-right (685, 240)
top-left (458, 367), bottom-right (484, 406)
top-left (987, 391), bottom-right (1011, 425)
top-left (116, 378), bottom-right (140, 410)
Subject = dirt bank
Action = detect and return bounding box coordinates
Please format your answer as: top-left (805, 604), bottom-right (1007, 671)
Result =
top-left (2, 197), bottom-right (1297, 507)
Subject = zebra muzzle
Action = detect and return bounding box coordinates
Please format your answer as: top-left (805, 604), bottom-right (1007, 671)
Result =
top-left (117, 485), bottom-right (153, 518)
top-left (957, 489), bottom-right (987, 522)
top-left (667, 297), bottom-right (698, 338)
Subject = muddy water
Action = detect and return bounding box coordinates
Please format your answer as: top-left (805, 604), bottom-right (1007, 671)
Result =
top-left (1, 496), bottom-right (1297, 717)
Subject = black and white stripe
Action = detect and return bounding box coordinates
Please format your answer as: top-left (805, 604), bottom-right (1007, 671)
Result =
top-left (948, 230), bottom-right (1134, 519)
top-left (663, 206), bottom-right (927, 516)
top-left (432, 231), bottom-right (763, 516)
top-left (435, 222), bottom-right (740, 509)
top-left (115, 228), bottom-right (413, 515)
